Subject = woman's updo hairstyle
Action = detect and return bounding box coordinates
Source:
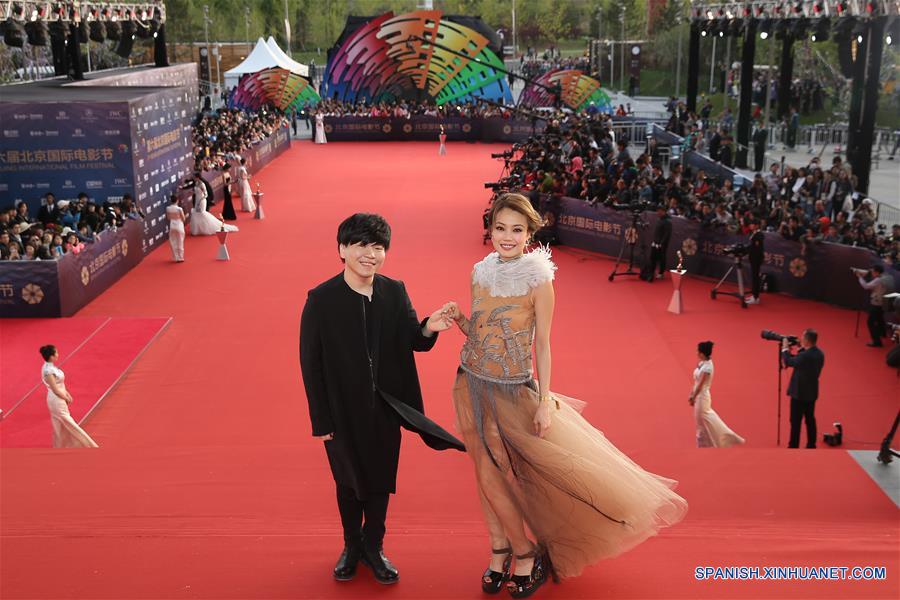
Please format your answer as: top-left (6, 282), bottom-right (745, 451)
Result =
top-left (39, 344), bottom-right (57, 361)
top-left (697, 341), bottom-right (714, 359)
top-left (488, 193), bottom-right (543, 234)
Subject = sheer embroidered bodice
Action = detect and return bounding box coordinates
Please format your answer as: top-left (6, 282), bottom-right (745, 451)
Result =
top-left (459, 249), bottom-right (555, 384)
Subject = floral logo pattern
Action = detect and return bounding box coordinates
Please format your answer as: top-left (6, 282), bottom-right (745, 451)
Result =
top-left (21, 283), bottom-right (43, 305)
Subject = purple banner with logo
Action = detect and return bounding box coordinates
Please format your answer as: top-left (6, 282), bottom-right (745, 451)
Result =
top-left (0, 102), bottom-right (135, 213)
top-left (0, 220), bottom-right (143, 317)
top-left (553, 195), bottom-right (891, 309)
top-left (130, 87), bottom-right (197, 255)
top-left (0, 260), bottom-right (60, 317)
top-left (322, 116), bottom-right (543, 143)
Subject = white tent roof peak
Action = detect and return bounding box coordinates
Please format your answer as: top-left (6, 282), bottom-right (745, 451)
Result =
top-left (265, 36), bottom-right (309, 78)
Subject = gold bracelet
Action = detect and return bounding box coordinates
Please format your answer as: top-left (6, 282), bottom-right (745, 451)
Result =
top-left (540, 393), bottom-right (560, 410)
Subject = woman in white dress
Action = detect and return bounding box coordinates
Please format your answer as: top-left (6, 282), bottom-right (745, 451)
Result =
top-left (166, 194), bottom-right (186, 262)
top-left (314, 112), bottom-right (327, 144)
top-left (189, 172), bottom-right (238, 236)
top-left (690, 341), bottom-right (745, 448)
top-left (238, 158), bottom-right (256, 212)
top-left (39, 345), bottom-right (98, 448)
top-left (438, 124), bottom-right (447, 155)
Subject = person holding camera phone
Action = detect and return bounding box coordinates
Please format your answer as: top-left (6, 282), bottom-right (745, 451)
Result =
top-left (782, 330), bottom-right (825, 449)
top-left (854, 265), bottom-right (894, 347)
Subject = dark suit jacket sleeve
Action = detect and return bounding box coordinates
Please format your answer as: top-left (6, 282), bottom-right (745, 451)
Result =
top-left (299, 293), bottom-right (335, 436)
top-left (400, 282), bottom-right (438, 353)
top-left (782, 348), bottom-right (811, 369)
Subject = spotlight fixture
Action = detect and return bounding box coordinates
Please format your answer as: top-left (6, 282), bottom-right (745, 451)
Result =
top-left (89, 20), bottom-right (106, 43)
top-left (758, 18), bottom-right (773, 39)
top-left (792, 17), bottom-right (809, 38)
top-left (105, 19), bottom-right (122, 41)
top-left (24, 19), bottom-right (48, 46)
top-left (2, 17), bottom-right (27, 48)
top-left (115, 21), bottom-right (136, 57)
top-left (811, 18), bottom-right (830, 42)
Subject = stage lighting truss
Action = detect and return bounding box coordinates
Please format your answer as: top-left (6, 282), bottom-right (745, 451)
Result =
top-left (691, 1), bottom-right (899, 27)
top-left (0, 2), bottom-right (166, 27)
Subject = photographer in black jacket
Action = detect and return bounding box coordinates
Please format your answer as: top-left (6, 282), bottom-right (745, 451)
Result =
top-left (746, 219), bottom-right (765, 305)
top-left (782, 329), bottom-right (826, 449)
top-left (646, 205), bottom-right (672, 281)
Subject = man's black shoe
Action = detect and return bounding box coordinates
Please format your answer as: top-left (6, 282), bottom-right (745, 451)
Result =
top-left (867, 342), bottom-right (884, 348)
top-left (360, 547), bottom-right (399, 584)
top-left (333, 544), bottom-right (362, 581)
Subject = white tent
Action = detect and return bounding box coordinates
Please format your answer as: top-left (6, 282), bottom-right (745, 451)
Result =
top-left (266, 37), bottom-right (309, 78)
top-left (224, 37), bottom-right (308, 89)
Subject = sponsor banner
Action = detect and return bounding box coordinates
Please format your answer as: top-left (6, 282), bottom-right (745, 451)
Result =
top-left (56, 220), bottom-right (145, 317)
top-left (0, 260), bottom-right (60, 318)
top-left (0, 102), bottom-right (134, 213)
top-left (322, 117), bottom-right (544, 143)
top-left (129, 87), bottom-right (197, 254)
top-left (0, 221), bottom-right (143, 318)
top-left (553, 196), bottom-right (894, 309)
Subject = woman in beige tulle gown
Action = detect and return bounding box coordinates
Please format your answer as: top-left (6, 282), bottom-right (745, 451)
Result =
top-left (447, 193), bottom-right (687, 598)
top-left (40, 344), bottom-right (98, 448)
top-left (690, 341), bottom-right (745, 448)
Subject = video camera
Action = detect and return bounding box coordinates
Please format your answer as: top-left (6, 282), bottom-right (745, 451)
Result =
top-left (760, 330), bottom-right (800, 346)
top-left (491, 150), bottom-right (515, 160)
top-left (484, 174), bottom-right (522, 191)
top-left (723, 243), bottom-right (749, 257)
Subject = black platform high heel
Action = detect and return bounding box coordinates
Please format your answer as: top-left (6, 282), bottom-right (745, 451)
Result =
top-left (482, 545), bottom-right (512, 594)
top-left (507, 546), bottom-right (556, 599)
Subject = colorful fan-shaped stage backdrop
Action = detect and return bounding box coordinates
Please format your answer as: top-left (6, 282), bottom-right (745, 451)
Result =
top-left (519, 69), bottom-right (612, 112)
top-left (229, 67), bottom-right (320, 112)
top-left (321, 11), bottom-right (513, 105)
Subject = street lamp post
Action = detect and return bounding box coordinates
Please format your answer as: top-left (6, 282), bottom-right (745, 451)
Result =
top-left (619, 6), bottom-right (625, 92)
top-left (244, 7), bottom-right (250, 48)
top-left (675, 7), bottom-right (683, 97)
top-left (203, 5), bottom-right (211, 95)
top-left (512, 0), bottom-right (517, 58)
top-left (597, 7), bottom-right (603, 82)
top-left (283, 0), bottom-right (291, 54)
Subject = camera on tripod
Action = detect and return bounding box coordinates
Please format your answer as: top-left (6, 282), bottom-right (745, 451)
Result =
top-left (723, 243), bottom-right (749, 257)
top-left (491, 150), bottom-right (515, 160)
top-left (760, 330), bottom-right (800, 346)
top-left (823, 422), bottom-right (843, 447)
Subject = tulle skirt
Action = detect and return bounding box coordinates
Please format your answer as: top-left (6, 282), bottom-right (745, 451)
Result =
top-left (452, 369), bottom-right (688, 579)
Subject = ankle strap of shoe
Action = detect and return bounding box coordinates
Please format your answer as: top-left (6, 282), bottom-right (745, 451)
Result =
top-left (515, 550), bottom-right (536, 560)
top-left (492, 546), bottom-right (512, 555)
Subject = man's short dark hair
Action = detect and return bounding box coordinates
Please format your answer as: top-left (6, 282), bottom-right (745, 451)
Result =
top-left (337, 213), bottom-right (391, 251)
top-left (872, 264), bottom-right (884, 274)
top-left (803, 329), bottom-right (818, 345)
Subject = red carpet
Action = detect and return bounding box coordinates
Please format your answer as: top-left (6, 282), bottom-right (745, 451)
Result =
top-left (0, 141), bottom-right (897, 598)
top-left (0, 317), bottom-right (171, 448)
top-left (1, 316), bottom-right (108, 413)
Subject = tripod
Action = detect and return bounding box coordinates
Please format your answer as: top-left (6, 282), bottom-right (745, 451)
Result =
top-left (608, 211), bottom-right (647, 282)
top-left (711, 254), bottom-right (748, 308)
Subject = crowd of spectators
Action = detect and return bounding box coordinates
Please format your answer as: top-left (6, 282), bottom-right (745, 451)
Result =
top-left (496, 109), bottom-right (899, 262)
top-left (0, 192), bottom-right (143, 261)
top-left (192, 108), bottom-right (289, 171)
top-left (311, 98), bottom-right (531, 119)
top-left (1, 107), bottom-right (289, 262)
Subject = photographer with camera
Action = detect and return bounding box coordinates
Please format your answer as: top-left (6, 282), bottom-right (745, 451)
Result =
top-left (781, 329), bottom-right (825, 449)
top-left (853, 265), bottom-right (894, 347)
top-left (645, 205), bottom-right (671, 282)
top-left (746, 219), bottom-right (765, 305)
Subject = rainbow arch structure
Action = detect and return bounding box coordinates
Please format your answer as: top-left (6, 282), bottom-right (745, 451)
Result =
top-left (229, 67), bottom-right (321, 113)
top-left (519, 69), bottom-right (613, 112)
top-left (321, 11), bottom-right (513, 105)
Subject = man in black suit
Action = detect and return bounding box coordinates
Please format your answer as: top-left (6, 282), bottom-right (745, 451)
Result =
top-left (646, 205), bottom-right (671, 281)
top-left (782, 329), bottom-right (826, 448)
top-left (300, 214), bottom-right (464, 584)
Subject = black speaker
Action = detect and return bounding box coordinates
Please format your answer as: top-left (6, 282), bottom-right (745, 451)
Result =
top-left (105, 20), bottom-right (121, 41)
top-left (88, 21), bottom-right (106, 43)
top-left (2, 18), bottom-right (26, 48)
top-left (24, 20), bottom-right (49, 46)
